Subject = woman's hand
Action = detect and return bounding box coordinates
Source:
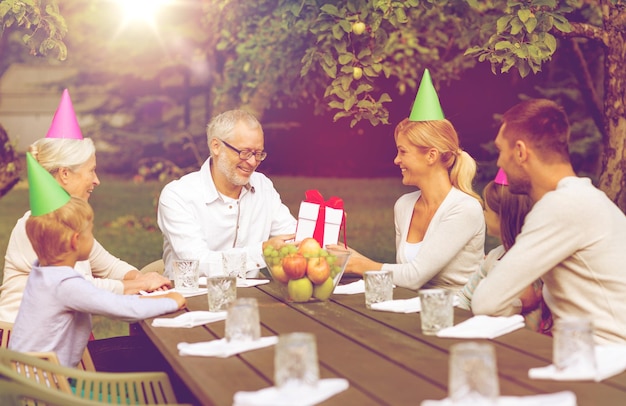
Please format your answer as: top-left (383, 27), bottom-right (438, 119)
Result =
top-left (326, 244), bottom-right (382, 276)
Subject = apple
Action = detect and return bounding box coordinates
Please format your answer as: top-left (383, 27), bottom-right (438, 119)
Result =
top-left (352, 21), bottom-right (366, 35)
top-left (297, 237), bottom-right (322, 258)
top-left (288, 277), bottom-right (313, 302)
top-left (270, 263), bottom-right (289, 283)
top-left (353, 66), bottom-right (363, 80)
top-left (313, 277), bottom-right (334, 300)
top-left (306, 257), bottom-right (330, 285)
top-left (282, 253), bottom-right (307, 279)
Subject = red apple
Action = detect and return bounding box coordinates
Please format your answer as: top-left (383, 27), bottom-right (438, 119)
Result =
top-left (306, 257), bottom-right (330, 285)
top-left (282, 253), bottom-right (307, 279)
top-left (298, 237), bottom-right (322, 258)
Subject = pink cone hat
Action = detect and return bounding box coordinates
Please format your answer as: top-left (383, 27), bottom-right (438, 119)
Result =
top-left (45, 89), bottom-right (83, 139)
top-left (494, 168), bottom-right (508, 186)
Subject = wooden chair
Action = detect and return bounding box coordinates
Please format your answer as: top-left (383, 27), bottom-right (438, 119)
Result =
top-left (0, 376), bottom-right (110, 406)
top-left (0, 348), bottom-right (189, 405)
top-left (140, 259), bottom-right (165, 275)
top-left (0, 320), bottom-right (96, 371)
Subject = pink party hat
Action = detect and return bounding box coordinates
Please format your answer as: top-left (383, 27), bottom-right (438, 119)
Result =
top-left (45, 89), bottom-right (83, 139)
top-left (494, 168), bottom-right (508, 186)
top-left (409, 69), bottom-right (445, 121)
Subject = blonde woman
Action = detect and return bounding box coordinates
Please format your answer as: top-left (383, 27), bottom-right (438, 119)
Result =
top-left (334, 119), bottom-right (485, 291)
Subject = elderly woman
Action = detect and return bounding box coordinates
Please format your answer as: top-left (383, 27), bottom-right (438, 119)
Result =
top-left (334, 118), bottom-right (485, 291)
top-left (0, 137), bottom-right (171, 323)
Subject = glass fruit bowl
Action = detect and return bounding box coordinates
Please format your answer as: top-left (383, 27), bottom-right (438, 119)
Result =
top-left (263, 238), bottom-right (351, 302)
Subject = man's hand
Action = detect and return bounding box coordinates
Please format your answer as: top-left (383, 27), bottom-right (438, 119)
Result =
top-left (263, 234), bottom-right (296, 251)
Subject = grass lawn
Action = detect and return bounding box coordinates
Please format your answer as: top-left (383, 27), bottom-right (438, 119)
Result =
top-left (2, 174), bottom-right (427, 337)
top-left (1, 174), bottom-right (496, 338)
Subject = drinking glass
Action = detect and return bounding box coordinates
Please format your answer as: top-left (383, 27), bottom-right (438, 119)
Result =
top-left (223, 251), bottom-right (247, 280)
top-left (448, 342), bottom-right (500, 405)
top-left (225, 298), bottom-right (261, 342)
top-left (172, 259), bottom-right (200, 293)
top-left (206, 275), bottom-right (237, 312)
top-left (274, 332), bottom-right (319, 389)
top-left (418, 288), bottom-right (453, 335)
top-left (553, 317), bottom-right (596, 372)
top-left (364, 270), bottom-right (393, 309)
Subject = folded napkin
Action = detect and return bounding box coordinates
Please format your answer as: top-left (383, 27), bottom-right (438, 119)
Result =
top-left (237, 279), bottom-right (270, 288)
top-left (436, 315), bottom-right (525, 339)
top-left (198, 277), bottom-right (270, 288)
top-left (178, 336), bottom-right (278, 358)
top-left (371, 296), bottom-right (461, 313)
top-left (420, 391), bottom-right (576, 406)
top-left (152, 311), bottom-right (227, 328)
top-left (529, 345), bottom-right (626, 382)
top-left (140, 288), bottom-right (208, 298)
top-left (333, 280), bottom-right (365, 294)
top-left (233, 378), bottom-right (349, 406)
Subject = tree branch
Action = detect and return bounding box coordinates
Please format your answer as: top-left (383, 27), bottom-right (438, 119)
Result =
top-left (552, 22), bottom-right (609, 46)
top-left (560, 39), bottom-right (606, 140)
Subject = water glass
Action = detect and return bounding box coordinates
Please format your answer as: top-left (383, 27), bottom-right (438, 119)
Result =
top-left (449, 342), bottom-right (500, 405)
top-left (364, 270), bottom-right (393, 309)
top-left (274, 332), bottom-right (319, 389)
top-left (418, 288), bottom-right (453, 335)
top-left (553, 317), bottom-right (596, 372)
top-left (225, 298), bottom-right (261, 342)
top-left (206, 275), bottom-right (237, 312)
top-left (172, 259), bottom-right (200, 293)
top-left (223, 251), bottom-right (247, 280)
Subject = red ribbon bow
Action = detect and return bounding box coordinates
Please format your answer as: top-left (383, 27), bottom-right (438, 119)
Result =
top-left (304, 190), bottom-right (347, 248)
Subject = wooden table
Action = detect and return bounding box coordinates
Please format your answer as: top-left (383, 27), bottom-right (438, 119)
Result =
top-left (135, 280), bottom-right (626, 406)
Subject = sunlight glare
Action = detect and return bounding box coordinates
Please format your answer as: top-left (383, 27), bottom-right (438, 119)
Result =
top-left (118, 0), bottom-right (168, 24)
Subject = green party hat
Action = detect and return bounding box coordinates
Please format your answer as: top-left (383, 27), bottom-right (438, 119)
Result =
top-left (26, 152), bottom-right (71, 216)
top-left (409, 69), bottom-right (445, 121)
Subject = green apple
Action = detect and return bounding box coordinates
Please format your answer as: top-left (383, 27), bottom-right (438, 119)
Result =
top-left (352, 21), bottom-right (366, 35)
top-left (287, 277), bottom-right (313, 302)
top-left (353, 67), bottom-right (363, 80)
top-left (313, 277), bottom-right (334, 300)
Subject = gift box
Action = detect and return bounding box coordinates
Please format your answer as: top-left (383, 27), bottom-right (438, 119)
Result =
top-left (295, 190), bottom-right (346, 247)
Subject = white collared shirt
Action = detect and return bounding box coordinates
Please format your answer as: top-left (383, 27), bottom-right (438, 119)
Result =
top-left (157, 158), bottom-right (297, 278)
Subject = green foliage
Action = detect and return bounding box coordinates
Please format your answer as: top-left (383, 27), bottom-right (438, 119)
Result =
top-left (0, 0), bottom-right (67, 60)
top-left (464, 0), bottom-right (575, 78)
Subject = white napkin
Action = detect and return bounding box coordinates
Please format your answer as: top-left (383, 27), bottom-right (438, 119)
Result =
top-left (371, 296), bottom-right (461, 313)
top-left (151, 311), bottom-right (227, 328)
top-left (198, 277), bottom-right (270, 288)
top-left (233, 378), bottom-right (349, 406)
top-left (139, 288), bottom-right (208, 298)
top-left (333, 280), bottom-right (365, 294)
top-left (529, 344), bottom-right (626, 381)
top-left (178, 336), bottom-right (278, 358)
top-left (420, 391), bottom-right (576, 406)
top-left (237, 279), bottom-right (270, 288)
top-left (436, 315), bottom-right (525, 339)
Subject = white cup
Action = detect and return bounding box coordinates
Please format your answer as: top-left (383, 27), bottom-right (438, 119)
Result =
top-left (449, 342), bottom-right (500, 405)
top-left (172, 259), bottom-right (199, 293)
top-left (553, 317), bottom-right (596, 372)
top-left (363, 270), bottom-right (393, 309)
top-left (225, 298), bottom-right (261, 342)
top-left (418, 288), bottom-right (454, 335)
top-left (274, 332), bottom-right (319, 389)
top-left (223, 251), bottom-right (247, 280)
top-left (206, 275), bottom-right (237, 312)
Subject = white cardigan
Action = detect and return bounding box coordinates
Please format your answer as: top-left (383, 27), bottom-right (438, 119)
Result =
top-left (382, 187), bottom-right (485, 291)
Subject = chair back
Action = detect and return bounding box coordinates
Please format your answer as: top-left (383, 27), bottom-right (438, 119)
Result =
top-left (0, 348), bottom-right (184, 405)
top-left (0, 375), bottom-right (106, 406)
top-left (0, 320), bottom-right (95, 371)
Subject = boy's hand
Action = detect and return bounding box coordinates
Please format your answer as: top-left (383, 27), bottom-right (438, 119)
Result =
top-left (163, 291), bottom-right (187, 310)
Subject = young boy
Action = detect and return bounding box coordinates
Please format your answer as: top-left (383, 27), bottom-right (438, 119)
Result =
top-left (9, 154), bottom-right (186, 368)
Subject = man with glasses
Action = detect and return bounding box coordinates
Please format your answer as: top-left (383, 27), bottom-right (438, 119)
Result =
top-left (157, 109), bottom-right (296, 278)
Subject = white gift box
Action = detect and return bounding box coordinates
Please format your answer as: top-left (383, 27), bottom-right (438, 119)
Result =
top-left (295, 201), bottom-right (344, 247)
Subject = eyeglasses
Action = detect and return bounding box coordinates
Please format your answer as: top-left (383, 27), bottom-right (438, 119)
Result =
top-left (221, 140), bottom-right (267, 161)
